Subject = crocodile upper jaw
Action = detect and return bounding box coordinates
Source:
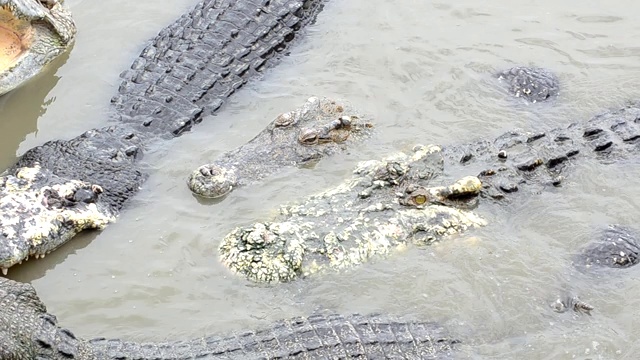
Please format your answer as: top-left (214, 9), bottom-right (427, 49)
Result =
top-left (0, 0), bottom-right (75, 95)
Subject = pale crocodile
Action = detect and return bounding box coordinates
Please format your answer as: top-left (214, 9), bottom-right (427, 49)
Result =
top-left (220, 144), bottom-right (485, 283)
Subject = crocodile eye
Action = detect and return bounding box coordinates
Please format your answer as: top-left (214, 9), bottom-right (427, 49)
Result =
top-left (413, 194), bottom-right (427, 205)
top-left (303, 135), bottom-right (317, 143)
top-left (298, 130), bottom-right (319, 145)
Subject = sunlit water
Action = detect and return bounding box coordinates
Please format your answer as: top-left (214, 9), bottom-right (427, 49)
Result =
top-left (2, 0), bottom-right (640, 358)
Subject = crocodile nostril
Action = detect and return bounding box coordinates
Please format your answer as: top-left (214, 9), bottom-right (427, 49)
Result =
top-left (124, 146), bottom-right (138, 157)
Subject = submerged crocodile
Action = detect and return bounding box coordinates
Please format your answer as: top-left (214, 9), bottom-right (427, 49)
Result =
top-left (220, 102), bottom-right (640, 283)
top-left (497, 66), bottom-right (559, 103)
top-left (188, 96), bottom-right (374, 198)
top-left (0, 0), bottom-right (327, 273)
top-left (551, 225), bottom-right (640, 314)
top-left (0, 277), bottom-right (459, 360)
top-left (0, 0), bottom-right (75, 95)
top-left (575, 225), bottom-right (640, 270)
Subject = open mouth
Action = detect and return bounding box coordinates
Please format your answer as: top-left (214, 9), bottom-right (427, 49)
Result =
top-left (0, 0), bottom-right (75, 95)
top-left (0, 5), bottom-right (32, 73)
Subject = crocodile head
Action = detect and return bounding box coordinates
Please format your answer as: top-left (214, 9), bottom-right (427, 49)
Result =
top-left (0, 0), bottom-right (75, 95)
top-left (188, 97), bottom-right (375, 198)
top-left (219, 145), bottom-right (487, 283)
top-left (0, 165), bottom-right (116, 275)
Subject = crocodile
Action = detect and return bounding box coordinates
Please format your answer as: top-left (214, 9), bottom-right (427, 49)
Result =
top-left (0, 0), bottom-right (75, 95)
top-left (497, 66), bottom-right (559, 103)
top-left (551, 225), bottom-right (640, 314)
top-left (220, 102), bottom-right (640, 283)
top-left (0, 277), bottom-right (459, 360)
top-left (188, 96), bottom-right (374, 198)
top-left (0, 0), bottom-right (327, 273)
top-left (220, 144), bottom-right (486, 283)
top-left (575, 225), bottom-right (640, 270)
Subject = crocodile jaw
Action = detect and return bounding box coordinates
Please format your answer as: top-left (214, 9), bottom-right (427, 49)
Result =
top-left (0, 0), bottom-right (75, 95)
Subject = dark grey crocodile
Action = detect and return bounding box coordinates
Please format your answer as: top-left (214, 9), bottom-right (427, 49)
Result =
top-left (219, 102), bottom-right (640, 283)
top-left (497, 66), bottom-right (559, 103)
top-left (576, 225), bottom-right (640, 270)
top-left (0, 0), bottom-right (326, 273)
top-left (0, 277), bottom-right (459, 360)
top-left (109, 0), bottom-right (324, 139)
top-left (446, 102), bottom-right (640, 197)
top-left (188, 96), bottom-right (374, 198)
top-left (550, 225), bottom-right (640, 315)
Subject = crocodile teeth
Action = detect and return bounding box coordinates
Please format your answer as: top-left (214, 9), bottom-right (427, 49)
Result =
top-left (1, 267), bottom-right (7, 276)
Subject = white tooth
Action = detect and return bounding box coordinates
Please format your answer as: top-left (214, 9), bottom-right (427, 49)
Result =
top-left (1, 268), bottom-right (7, 276)
top-left (41, 254), bottom-right (46, 258)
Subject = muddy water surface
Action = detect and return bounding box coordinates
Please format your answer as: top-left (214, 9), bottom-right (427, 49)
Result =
top-left (2, 0), bottom-right (640, 358)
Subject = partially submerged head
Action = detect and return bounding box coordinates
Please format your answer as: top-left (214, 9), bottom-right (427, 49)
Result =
top-left (187, 164), bottom-right (238, 199)
top-left (0, 0), bottom-right (76, 95)
top-left (576, 225), bottom-right (640, 270)
top-left (187, 97), bottom-right (374, 198)
top-left (0, 165), bottom-right (115, 274)
top-left (497, 66), bottom-right (559, 103)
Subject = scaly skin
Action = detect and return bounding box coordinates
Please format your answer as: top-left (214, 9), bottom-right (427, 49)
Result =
top-left (0, 0), bottom-right (76, 95)
top-left (0, 277), bottom-right (459, 359)
top-left (576, 225), bottom-right (640, 270)
top-left (111, 0), bottom-right (327, 139)
top-left (188, 96), bottom-right (374, 198)
top-left (442, 103), bottom-right (640, 200)
top-left (497, 66), bottom-right (559, 103)
top-left (0, 127), bottom-right (145, 272)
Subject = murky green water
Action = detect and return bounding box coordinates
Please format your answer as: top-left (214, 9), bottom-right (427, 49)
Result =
top-left (2, 0), bottom-right (640, 358)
